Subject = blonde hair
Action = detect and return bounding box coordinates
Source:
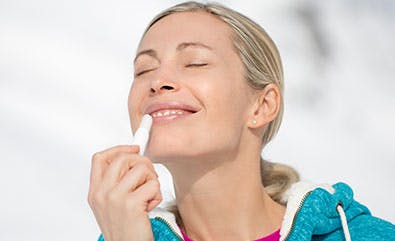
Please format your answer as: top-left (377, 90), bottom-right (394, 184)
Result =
top-left (141, 1), bottom-right (299, 205)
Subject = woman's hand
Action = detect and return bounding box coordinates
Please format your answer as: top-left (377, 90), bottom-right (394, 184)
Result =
top-left (88, 145), bottom-right (162, 241)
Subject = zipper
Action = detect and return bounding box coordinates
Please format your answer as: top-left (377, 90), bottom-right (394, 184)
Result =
top-left (154, 216), bottom-right (184, 241)
top-left (282, 191), bottom-right (312, 241)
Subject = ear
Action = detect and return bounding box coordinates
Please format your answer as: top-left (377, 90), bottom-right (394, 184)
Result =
top-left (247, 84), bottom-right (281, 129)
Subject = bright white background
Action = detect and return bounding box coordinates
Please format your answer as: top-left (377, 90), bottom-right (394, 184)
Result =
top-left (1, 0), bottom-right (394, 240)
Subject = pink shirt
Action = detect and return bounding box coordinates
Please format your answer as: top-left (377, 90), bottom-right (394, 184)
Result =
top-left (180, 228), bottom-right (281, 241)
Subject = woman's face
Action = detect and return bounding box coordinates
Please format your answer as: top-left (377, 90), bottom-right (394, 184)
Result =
top-left (129, 11), bottom-right (256, 163)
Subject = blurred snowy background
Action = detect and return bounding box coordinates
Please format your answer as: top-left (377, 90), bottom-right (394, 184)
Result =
top-left (1, 0), bottom-right (394, 240)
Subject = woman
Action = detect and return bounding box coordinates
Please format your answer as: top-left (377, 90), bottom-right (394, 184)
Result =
top-left (88, 2), bottom-right (395, 241)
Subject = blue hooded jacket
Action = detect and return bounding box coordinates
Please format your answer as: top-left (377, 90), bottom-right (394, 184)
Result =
top-left (98, 182), bottom-right (395, 241)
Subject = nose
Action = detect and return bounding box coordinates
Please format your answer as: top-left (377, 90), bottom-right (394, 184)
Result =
top-left (150, 75), bottom-right (179, 95)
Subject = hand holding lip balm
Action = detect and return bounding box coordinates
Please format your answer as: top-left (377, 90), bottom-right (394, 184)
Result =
top-left (131, 114), bottom-right (153, 155)
top-left (88, 113), bottom-right (161, 241)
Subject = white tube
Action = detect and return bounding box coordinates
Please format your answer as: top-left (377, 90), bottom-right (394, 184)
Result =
top-left (131, 114), bottom-right (153, 155)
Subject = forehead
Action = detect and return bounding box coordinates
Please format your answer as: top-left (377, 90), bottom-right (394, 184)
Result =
top-left (138, 11), bottom-right (234, 52)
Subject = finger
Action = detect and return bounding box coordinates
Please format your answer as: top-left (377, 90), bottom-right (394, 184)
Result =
top-left (115, 162), bottom-right (159, 194)
top-left (130, 179), bottom-right (162, 212)
top-left (147, 198), bottom-right (162, 212)
top-left (94, 145), bottom-right (140, 165)
top-left (100, 153), bottom-right (139, 191)
top-left (89, 145), bottom-right (140, 190)
top-left (101, 154), bottom-right (156, 191)
top-left (125, 155), bottom-right (156, 174)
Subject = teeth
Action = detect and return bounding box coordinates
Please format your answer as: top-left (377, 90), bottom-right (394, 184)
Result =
top-left (151, 109), bottom-right (186, 118)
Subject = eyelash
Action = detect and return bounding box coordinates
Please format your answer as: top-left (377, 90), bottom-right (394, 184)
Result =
top-left (135, 63), bottom-right (208, 77)
top-left (135, 68), bottom-right (155, 77)
top-left (185, 63), bottom-right (208, 67)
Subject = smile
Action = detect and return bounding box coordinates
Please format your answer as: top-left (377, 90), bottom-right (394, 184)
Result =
top-left (150, 109), bottom-right (195, 124)
top-left (144, 101), bottom-right (200, 124)
top-left (151, 109), bottom-right (188, 117)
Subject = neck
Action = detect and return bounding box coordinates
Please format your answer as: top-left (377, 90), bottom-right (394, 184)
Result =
top-left (165, 149), bottom-right (285, 241)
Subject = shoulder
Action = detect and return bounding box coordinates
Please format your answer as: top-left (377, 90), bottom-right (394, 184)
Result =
top-left (347, 213), bottom-right (395, 240)
top-left (314, 214), bottom-right (395, 241)
top-left (280, 181), bottom-right (395, 241)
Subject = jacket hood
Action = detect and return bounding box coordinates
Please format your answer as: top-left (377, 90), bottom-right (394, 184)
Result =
top-left (147, 181), bottom-right (377, 241)
top-left (278, 181), bottom-right (370, 241)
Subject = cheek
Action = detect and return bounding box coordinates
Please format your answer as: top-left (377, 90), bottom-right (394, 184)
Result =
top-left (198, 74), bottom-right (248, 123)
top-left (196, 79), bottom-right (248, 142)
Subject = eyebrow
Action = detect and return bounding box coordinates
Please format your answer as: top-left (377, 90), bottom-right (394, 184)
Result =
top-left (133, 49), bottom-right (159, 64)
top-left (134, 42), bottom-right (213, 64)
top-left (176, 42), bottom-right (213, 51)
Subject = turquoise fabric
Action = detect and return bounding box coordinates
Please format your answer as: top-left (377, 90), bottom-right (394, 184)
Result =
top-left (151, 218), bottom-right (183, 241)
top-left (283, 182), bottom-right (395, 240)
top-left (98, 182), bottom-right (395, 240)
top-left (97, 234), bottom-right (104, 241)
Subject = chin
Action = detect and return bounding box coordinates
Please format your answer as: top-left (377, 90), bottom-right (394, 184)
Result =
top-left (144, 128), bottom-right (187, 159)
top-left (145, 141), bottom-right (205, 164)
top-left (146, 147), bottom-right (183, 162)
top-left (145, 141), bottom-right (179, 162)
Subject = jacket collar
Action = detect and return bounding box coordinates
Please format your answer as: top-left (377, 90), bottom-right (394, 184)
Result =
top-left (278, 181), bottom-right (334, 240)
top-left (149, 206), bottom-right (184, 239)
top-left (149, 181), bottom-right (363, 241)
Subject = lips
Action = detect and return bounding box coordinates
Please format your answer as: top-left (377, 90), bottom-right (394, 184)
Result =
top-left (144, 101), bottom-right (200, 124)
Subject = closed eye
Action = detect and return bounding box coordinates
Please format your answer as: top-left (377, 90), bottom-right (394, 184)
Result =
top-left (135, 68), bottom-right (156, 77)
top-left (185, 63), bottom-right (208, 67)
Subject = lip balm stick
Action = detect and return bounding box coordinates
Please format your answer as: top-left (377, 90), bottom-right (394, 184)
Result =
top-left (131, 114), bottom-right (153, 155)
